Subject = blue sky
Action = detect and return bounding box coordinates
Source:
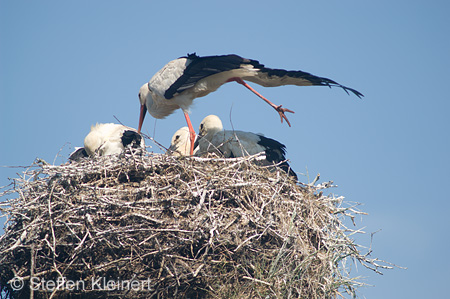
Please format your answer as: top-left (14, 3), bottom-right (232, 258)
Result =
top-left (1, 0), bottom-right (449, 297)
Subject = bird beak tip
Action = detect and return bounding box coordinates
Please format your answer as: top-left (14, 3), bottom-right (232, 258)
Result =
top-left (138, 104), bottom-right (147, 133)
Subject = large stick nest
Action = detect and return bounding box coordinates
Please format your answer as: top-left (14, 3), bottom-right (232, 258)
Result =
top-left (0, 148), bottom-right (392, 298)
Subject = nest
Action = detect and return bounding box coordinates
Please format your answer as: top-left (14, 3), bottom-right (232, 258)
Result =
top-left (0, 148), bottom-right (392, 299)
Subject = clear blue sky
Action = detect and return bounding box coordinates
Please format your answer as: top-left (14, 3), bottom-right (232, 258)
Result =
top-left (1, 1), bottom-right (449, 298)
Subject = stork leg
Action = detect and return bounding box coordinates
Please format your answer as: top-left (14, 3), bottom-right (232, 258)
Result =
top-left (183, 111), bottom-right (196, 155)
top-left (228, 77), bottom-right (295, 127)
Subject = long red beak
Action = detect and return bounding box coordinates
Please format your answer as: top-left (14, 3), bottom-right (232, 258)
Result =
top-left (138, 104), bottom-right (147, 133)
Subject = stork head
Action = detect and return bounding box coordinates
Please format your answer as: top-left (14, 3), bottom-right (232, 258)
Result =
top-left (83, 124), bottom-right (104, 156)
top-left (194, 115), bottom-right (224, 151)
top-left (138, 83), bottom-right (151, 133)
top-left (168, 127), bottom-right (191, 156)
top-left (198, 115), bottom-right (223, 138)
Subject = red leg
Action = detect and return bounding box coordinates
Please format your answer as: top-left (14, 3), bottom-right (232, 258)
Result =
top-left (184, 111), bottom-right (196, 155)
top-left (228, 77), bottom-right (295, 127)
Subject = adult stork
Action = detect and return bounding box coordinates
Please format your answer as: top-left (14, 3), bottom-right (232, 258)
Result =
top-left (194, 115), bottom-right (297, 180)
top-left (69, 123), bottom-right (145, 161)
top-left (138, 53), bottom-right (363, 155)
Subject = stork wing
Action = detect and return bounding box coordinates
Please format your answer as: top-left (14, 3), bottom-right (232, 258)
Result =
top-left (69, 147), bottom-right (88, 161)
top-left (165, 53), bottom-right (363, 99)
top-left (121, 130), bottom-right (144, 149)
top-left (243, 66), bottom-right (364, 98)
top-left (164, 53), bottom-right (247, 99)
top-left (256, 135), bottom-right (287, 162)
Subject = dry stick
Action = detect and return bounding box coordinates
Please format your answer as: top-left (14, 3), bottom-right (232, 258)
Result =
top-left (46, 183), bottom-right (66, 299)
top-left (47, 183), bottom-right (57, 256)
top-left (30, 244), bottom-right (35, 299)
top-left (242, 276), bottom-right (271, 286)
top-left (193, 264), bottom-right (204, 277)
top-left (233, 233), bottom-right (262, 253)
top-left (1, 226), bottom-right (28, 255)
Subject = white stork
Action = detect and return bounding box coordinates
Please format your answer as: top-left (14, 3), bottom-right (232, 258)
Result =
top-left (167, 126), bottom-right (197, 156)
top-left (194, 115), bottom-right (297, 179)
top-left (69, 123), bottom-right (145, 161)
top-left (138, 53), bottom-right (363, 155)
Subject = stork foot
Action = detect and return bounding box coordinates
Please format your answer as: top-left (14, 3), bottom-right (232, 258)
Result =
top-left (274, 105), bottom-right (295, 127)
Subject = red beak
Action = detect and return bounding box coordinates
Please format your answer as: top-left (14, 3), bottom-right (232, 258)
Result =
top-left (138, 104), bottom-right (147, 133)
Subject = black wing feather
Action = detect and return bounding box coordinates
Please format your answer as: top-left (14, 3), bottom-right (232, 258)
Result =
top-left (257, 135), bottom-right (287, 162)
top-left (259, 67), bottom-right (364, 98)
top-left (164, 54), bottom-right (246, 99)
top-left (257, 135), bottom-right (297, 180)
top-left (121, 130), bottom-right (142, 148)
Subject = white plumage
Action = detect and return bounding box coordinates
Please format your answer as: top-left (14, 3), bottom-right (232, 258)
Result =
top-left (69, 123), bottom-right (144, 161)
top-left (138, 53), bottom-right (363, 156)
top-left (195, 115), bottom-right (297, 179)
top-left (167, 126), bottom-right (197, 157)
